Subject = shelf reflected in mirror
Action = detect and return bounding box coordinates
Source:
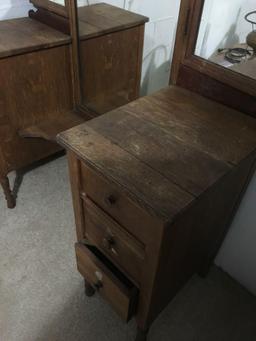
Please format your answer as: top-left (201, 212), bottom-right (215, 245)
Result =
top-left (75, 3), bottom-right (148, 116)
top-left (195, 0), bottom-right (256, 80)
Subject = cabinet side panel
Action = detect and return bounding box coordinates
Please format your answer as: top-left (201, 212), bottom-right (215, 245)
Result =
top-left (146, 152), bottom-right (256, 326)
top-left (67, 151), bottom-right (85, 241)
top-left (79, 26), bottom-right (144, 114)
top-left (0, 45), bottom-right (73, 175)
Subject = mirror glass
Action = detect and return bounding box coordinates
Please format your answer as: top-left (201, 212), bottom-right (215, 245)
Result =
top-left (76, 2), bottom-right (147, 115)
top-left (195, 0), bottom-right (256, 80)
top-left (50, 0), bottom-right (65, 5)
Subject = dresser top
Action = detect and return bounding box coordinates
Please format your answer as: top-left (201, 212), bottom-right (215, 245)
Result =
top-left (78, 3), bottom-right (149, 40)
top-left (58, 86), bottom-right (256, 222)
top-left (0, 18), bottom-right (70, 59)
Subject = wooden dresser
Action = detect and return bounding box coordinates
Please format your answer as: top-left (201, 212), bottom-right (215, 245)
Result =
top-left (0, 3), bottom-right (147, 208)
top-left (58, 85), bottom-right (256, 340)
top-left (0, 18), bottom-right (73, 208)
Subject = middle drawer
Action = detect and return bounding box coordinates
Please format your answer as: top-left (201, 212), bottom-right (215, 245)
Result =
top-left (83, 197), bottom-right (145, 284)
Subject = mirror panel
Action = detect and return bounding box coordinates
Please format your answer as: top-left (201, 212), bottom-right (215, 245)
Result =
top-left (50, 0), bottom-right (65, 4)
top-left (195, 0), bottom-right (256, 80)
top-left (30, 0), bottom-right (68, 17)
top-left (76, 3), bottom-right (148, 115)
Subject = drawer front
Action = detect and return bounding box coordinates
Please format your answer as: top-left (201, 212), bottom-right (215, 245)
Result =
top-left (75, 242), bottom-right (138, 321)
top-left (81, 163), bottom-right (154, 243)
top-left (83, 197), bottom-right (145, 284)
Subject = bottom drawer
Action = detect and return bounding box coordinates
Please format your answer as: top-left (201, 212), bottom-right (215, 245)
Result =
top-left (75, 242), bottom-right (138, 322)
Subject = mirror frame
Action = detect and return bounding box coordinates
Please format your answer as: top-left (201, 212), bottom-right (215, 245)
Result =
top-left (67, 0), bottom-right (82, 108)
top-left (30, 0), bottom-right (69, 17)
top-left (171, 0), bottom-right (256, 99)
top-left (69, 1), bottom-right (106, 118)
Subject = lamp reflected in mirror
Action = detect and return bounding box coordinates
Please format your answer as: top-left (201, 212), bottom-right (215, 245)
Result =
top-left (195, 1), bottom-right (256, 80)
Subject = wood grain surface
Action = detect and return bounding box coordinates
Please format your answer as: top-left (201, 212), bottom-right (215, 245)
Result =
top-left (0, 18), bottom-right (70, 59)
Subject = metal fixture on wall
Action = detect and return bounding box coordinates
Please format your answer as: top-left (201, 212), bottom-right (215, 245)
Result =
top-left (245, 10), bottom-right (256, 54)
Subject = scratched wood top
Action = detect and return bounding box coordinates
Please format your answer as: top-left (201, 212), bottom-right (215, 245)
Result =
top-left (58, 86), bottom-right (256, 221)
top-left (0, 18), bottom-right (70, 59)
top-left (78, 3), bottom-right (148, 40)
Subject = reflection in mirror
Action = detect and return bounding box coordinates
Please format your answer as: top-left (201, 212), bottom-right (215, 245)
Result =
top-left (76, 2), bottom-right (148, 115)
top-left (195, 1), bottom-right (256, 80)
top-left (49, 0), bottom-right (65, 4)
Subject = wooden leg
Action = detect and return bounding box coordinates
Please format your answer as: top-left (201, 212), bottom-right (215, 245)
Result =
top-left (12, 170), bottom-right (24, 200)
top-left (84, 278), bottom-right (95, 297)
top-left (0, 176), bottom-right (16, 209)
top-left (135, 327), bottom-right (149, 341)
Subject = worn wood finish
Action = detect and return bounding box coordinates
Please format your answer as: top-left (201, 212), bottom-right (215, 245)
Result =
top-left (0, 3), bottom-right (147, 208)
top-left (171, 0), bottom-right (256, 117)
top-left (0, 45), bottom-right (72, 174)
top-left (78, 3), bottom-right (148, 40)
top-left (60, 125), bottom-right (194, 221)
top-left (75, 242), bottom-right (138, 322)
top-left (67, 152), bottom-right (85, 241)
top-left (0, 24), bottom-right (73, 207)
top-left (29, 7), bottom-right (70, 34)
top-left (0, 176), bottom-right (16, 209)
top-left (80, 162), bottom-right (160, 244)
top-left (58, 82), bottom-right (256, 339)
top-left (82, 86), bottom-right (256, 167)
top-left (80, 25), bottom-right (145, 114)
top-left (86, 108), bottom-right (231, 196)
top-left (19, 111), bottom-right (84, 142)
top-left (0, 18), bottom-right (70, 59)
top-left (58, 2), bottom-right (256, 339)
top-left (177, 65), bottom-right (256, 118)
top-left (77, 3), bottom-right (148, 115)
top-left (83, 197), bottom-right (145, 285)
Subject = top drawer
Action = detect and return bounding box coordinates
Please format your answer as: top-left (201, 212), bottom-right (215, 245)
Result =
top-left (80, 163), bottom-right (154, 243)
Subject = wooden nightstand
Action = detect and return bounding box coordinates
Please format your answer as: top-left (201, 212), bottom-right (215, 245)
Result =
top-left (57, 85), bottom-right (256, 341)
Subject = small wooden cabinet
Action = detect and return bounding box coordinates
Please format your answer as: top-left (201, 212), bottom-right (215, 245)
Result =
top-left (58, 86), bottom-right (256, 340)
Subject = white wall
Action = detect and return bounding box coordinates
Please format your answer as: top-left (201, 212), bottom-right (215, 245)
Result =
top-left (1, 0), bottom-right (256, 296)
top-left (216, 172), bottom-right (256, 295)
top-left (195, 0), bottom-right (256, 296)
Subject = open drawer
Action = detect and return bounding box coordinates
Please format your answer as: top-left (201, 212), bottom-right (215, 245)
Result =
top-left (75, 241), bottom-right (139, 322)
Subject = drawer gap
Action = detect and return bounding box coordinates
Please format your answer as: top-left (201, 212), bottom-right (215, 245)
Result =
top-left (84, 242), bottom-right (134, 289)
top-left (82, 192), bottom-right (145, 247)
